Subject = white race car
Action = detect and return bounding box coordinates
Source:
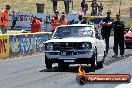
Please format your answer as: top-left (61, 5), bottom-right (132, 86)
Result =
top-left (44, 24), bottom-right (106, 69)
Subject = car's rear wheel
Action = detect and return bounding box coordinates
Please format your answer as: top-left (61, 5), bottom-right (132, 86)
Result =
top-left (45, 55), bottom-right (52, 69)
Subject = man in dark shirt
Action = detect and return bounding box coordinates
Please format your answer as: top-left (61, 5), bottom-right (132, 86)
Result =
top-left (51, 0), bottom-right (58, 12)
top-left (64, 0), bottom-right (71, 14)
top-left (11, 10), bottom-right (19, 30)
top-left (91, 0), bottom-right (99, 16)
top-left (112, 14), bottom-right (125, 58)
top-left (101, 10), bottom-right (113, 55)
top-left (78, 15), bottom-right (83, 22)
top-left (81, 0), bottom-right (88, 15)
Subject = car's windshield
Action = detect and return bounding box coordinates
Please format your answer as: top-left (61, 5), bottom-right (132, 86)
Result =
top-left (53, 26), bottom-right (94, 39)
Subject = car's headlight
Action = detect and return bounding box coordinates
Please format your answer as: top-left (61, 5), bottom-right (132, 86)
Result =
top-left (47, 43), bottom-right (53, 50)
top-left (82, 42), bottom-right (92, 49)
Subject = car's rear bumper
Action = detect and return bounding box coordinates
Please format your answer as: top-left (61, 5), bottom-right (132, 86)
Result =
top-left (125, 39), bottom-right (132, 47)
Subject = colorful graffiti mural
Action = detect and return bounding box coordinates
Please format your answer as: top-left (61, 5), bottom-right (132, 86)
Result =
top-left (8, 33), bottom-right (52, 58)
top-left (0, 32), bottom-right (52, 59)
top-left (34, 33), bottom-right (50, 53)
top-left (9, 34), bottom-right (33, 57)
top-left (0, 35), bottom-right (9, 59)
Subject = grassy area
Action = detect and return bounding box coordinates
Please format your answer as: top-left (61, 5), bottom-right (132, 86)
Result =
top-left (0, 0), bottom-right (131, 17)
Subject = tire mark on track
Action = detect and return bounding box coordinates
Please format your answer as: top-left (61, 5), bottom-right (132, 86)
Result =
top-left (0, 65), bottom-right (43, 81)
top-left (14, 72), bottom-right (73, 88)
top-left (0, 64), bottom-right (58, 82)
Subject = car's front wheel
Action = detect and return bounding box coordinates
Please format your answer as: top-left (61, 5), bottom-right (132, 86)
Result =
top-left (45, 55), bottom-right (52, 69)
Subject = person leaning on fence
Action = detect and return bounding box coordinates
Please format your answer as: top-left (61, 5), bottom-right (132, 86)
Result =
top-left (51, 10), bottom-right (61, 33)
top-left (30, 15), bottom-right (41, 33)
top-left (60, 12), bottom-right (69, 25)
top-left (0, 5), bottom-right (11, 34)
top-left (112, 14), bottom-right (125, 58)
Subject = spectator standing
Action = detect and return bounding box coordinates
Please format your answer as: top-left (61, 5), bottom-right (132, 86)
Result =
top-left (51, 0), bottom-right (58, 13)
top-left (81, 0), bottom-right (88, 15)
top-left (101, 10), bottom-right (113, 56)
top-left (98, 2), bottom-right (103, 16)
top-left (0, 5), bottom-right (11, 34)
top-left (78, 15), bottom-right (83, 22)
top-left (64, 0), bottom-right (71, 14)
top-left (91, 0), bottom-right (99, 16)
top-left (60, 12), bottom-right (69, 25)
top-left (91, 0), bottom-right (98, 10)
top-left (51, 10), bottom-right (60, 33)
top-left (112, 14), bottom-right (125, 58)
top-left (30, 16), bottom-right (41, 33)
top-left (10, 10), bottom-right (19, 30)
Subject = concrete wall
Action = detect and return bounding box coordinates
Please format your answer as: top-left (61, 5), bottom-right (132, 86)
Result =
top-left (0, 32), bottom-right (52, 59)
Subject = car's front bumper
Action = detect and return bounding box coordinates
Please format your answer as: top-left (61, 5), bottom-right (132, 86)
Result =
top-left (44, 49), bottom-right (93, 59)
top-left (44, 50), bottom-right (94, 63)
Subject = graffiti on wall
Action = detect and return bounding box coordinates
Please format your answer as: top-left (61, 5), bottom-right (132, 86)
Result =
top-left (0, 35), bottom-right (9, 58)
top-left (9, 33), bottom-right (51, 57)
top-left (34, 34), bottom-right (51, 53)
top-left (0, 39), bottom-right (7, 53)
top-left (9, 34), bottom-right (34, 57)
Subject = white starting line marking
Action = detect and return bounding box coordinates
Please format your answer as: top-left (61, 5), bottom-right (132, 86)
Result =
top-left (115, 79), bottom-right (132, 88)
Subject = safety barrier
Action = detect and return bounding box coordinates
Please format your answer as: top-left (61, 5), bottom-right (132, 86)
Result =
top-left (0, 32), bottom-right (52, 59)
